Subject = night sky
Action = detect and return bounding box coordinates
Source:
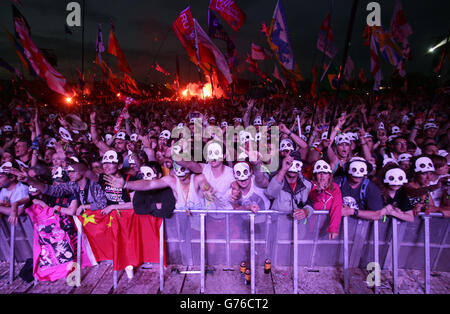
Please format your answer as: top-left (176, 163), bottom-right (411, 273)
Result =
top-left (0, 0), bottom-right (449, 85)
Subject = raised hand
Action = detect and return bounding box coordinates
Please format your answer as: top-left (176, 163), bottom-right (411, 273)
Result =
top-left (104, 174), bottom-right (125, 189)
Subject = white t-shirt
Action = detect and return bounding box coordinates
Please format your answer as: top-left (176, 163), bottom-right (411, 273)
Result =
top-left (0, 182), bottom-right (29, 209)
top-left (202, 163), bottom-right (235, 212)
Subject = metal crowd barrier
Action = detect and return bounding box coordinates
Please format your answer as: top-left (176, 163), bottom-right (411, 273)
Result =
top-left (3, 210), bottom-right (448, 294)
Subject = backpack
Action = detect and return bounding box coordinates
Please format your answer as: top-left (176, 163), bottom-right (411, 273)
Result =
top-left (337, 176), bottom-right (370, 210)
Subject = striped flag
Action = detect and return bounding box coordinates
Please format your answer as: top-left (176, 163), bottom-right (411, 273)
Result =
top-left (251, 43), bottom-right (269, 61)
top-left (209, 0), bottom-right (246, 32)
top-left (389, 0), bottom-right (412, 46)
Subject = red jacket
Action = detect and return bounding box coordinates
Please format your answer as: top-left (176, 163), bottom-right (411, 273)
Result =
top-left (308, 182), bottom-right (343, 234)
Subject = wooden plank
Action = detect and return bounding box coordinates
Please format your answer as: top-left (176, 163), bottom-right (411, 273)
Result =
top-left (90, 265), bottom-right (122, 294)
top-left (113, 269), bottom-right (160, 294)
top-left (0, 262), bottom-right (34, 294)
top-left (271, 266), bottom-right (294, 294)
top-left (71, 264), bottom-right (110, 294)
top-left (160, 265), bottom-right (187, 294)
top-left (26, 277), bottom-right (73, 294)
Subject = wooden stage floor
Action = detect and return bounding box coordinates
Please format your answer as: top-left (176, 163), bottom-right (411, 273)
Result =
top-left (0, 262), bottom-right (449, 294)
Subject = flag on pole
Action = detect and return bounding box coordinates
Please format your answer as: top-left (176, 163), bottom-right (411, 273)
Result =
top-left (122, 73), bottom-right (141, 95)
top-left (208, 10), bottom-right (237, 67)
top-left (370, 34), bottom-right (382, 91)
top-left (12, 4), bottom-right (30, 36)
top-left (194, 19), bottom-right (232, 88)
top-left (209, 0), bottom-right (246, 32)
top-left (316, 13), bottom-right (338, 59)
top-left (13, 8), bottom-right (69, 96)
top-left (2, 26), bottom-right (37, 77)
top-left (389, 0), bottom-right (412, 46)
top-left (95, 24), bottom-right (105, 64)
top-left (372, 26), bottom-right (405, 76)
top-left (173, 7), bottom-right (232, 90)
top-left (107, 28), bottom-right (131, 73)
top-left (266, 0), bottom-right (295, 71)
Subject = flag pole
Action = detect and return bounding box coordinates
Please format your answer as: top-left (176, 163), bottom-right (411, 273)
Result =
top-left (80, 0), bottom-right (86, 116)
top-left (193, 18), bottom-right (205, 103)
top-left (327, 0), bottom-right (358, 139)
top-left (309, 0), bottom-right (335, 142)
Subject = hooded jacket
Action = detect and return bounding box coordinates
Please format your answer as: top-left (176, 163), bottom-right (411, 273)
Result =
top-left (264, 172), bottom-right (314, 217)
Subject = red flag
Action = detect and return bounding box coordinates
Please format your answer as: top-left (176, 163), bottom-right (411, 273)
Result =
top-left (79, 209), bottom-right (165, 270)
top-left (122, 73), bottom-right (141, 95)
top-left (14, 17), bottom-right (68, 96)
top-left (108, 29), bottom-right (131, 73)
top-left (316, 13), bottom-right (338, 58)
top-left (261, 22), bottom-right (269, 37)
top-left (155, 63), bottom-right (170, 76)
top-left (209, 0), bottom-right (246, 32)
top-left (370, 35), bottom-right (382, 91)
top-left (172, 7), bottom-right (197, 60)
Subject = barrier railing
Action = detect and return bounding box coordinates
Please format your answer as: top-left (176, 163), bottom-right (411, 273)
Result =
top-left (4, 210), bottom-right (448, 294)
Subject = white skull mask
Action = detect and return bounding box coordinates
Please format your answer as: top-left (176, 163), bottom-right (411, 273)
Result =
top-left (233, 162), bottom-right (251, 181)
top-left (305, 125), bottom-right (311, 134)
top-left (280, 139), bottom-right (294, 151)
top-left (160, 130), bottom-right (171, 140)
top-left (52, 166), bottom-right (64, 179)
top-left (348, 161), bottom-right (368, 177)
top-left (397, 153), bottom-right (412, 163)
top-left (59, 127), bottom-right (72, 142)
top-left (173, 162), bottom-right (190, 177)
top-left (321, 132), bottom-right (328, 140)
top-left (239, 131), bottom-right (254, 145)
top-left (343, 196), bottom-right (359, 209)
top-left (253, 116), bottom-right (262, 126)
top-left (392, 126), bottom-right (401, 134)
top-left (128, 154), bottom-right (136, 165)
top-left (207, 142), bottom-right (223, 161)
top-left (105, 134), bottom-right (113, 143)
top-left (140, 166), bottom-right (156, 180)
top-left (346, 132), bottom-right (358, 141)
top-left (221, 121), bottom-right (228, 128)
top-left (0, 162), bottom-right (12, 173)
top-left (288, 160), bottom-right (303, 173)
top-left (384, 168), bottom-right (408, 186)
top-left (383, 157), bottom-right (399, 167)
top-left (313, 160), bottom-right (332, 174)
top-left (115, 132), bottom-right (127, 141)
top-left (102, 150), bottom-right (119, 164)
top-left (414, 157), bottom-right (435, 173)
top-left (130, 134), bottom-right (138, 142)
top-left (46, 138), bottom-right (56, 148)
top-left (335, 134), bottom-right (351, 145)
top-left (28, 185), bottom-right (38, 193)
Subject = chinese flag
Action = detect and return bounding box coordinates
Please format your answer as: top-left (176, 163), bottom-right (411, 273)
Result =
top-left (79, 209), bottom-right (165, 270)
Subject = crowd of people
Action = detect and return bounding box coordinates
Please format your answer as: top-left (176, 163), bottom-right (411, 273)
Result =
top-left (0, 90), bottom-right (449, 281)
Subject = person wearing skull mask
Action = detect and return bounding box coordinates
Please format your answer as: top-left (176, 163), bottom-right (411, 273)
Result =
top-left (228, 161), bottom-right (270, 215)
top-left (0, 161), bottom-right (30, 225)
top-left (336, 157), bottom-right (386, 220)
top-left (404, 155), bottom-right (449, 215)
top-left (308, 160), bottom-right (343, 239)
top-left (104, 160), bottom-right (215, 213)
top-left (17, 162), bottom-right (107, 216)
top-left (265, 151), bottom-right (313, 221)
top-left (95, 150), bottom-right (137, 216)
top-left (377, 164), bottom-right (414, 222)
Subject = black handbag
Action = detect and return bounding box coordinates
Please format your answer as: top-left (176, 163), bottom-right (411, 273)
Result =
top-left (132, 187), bottom-right (176, 218)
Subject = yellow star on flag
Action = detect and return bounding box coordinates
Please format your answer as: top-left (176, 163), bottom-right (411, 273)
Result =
top-left (82, 213), bottom-right (97, 226)
top-left (107, 215), bottom-right (114, 228)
